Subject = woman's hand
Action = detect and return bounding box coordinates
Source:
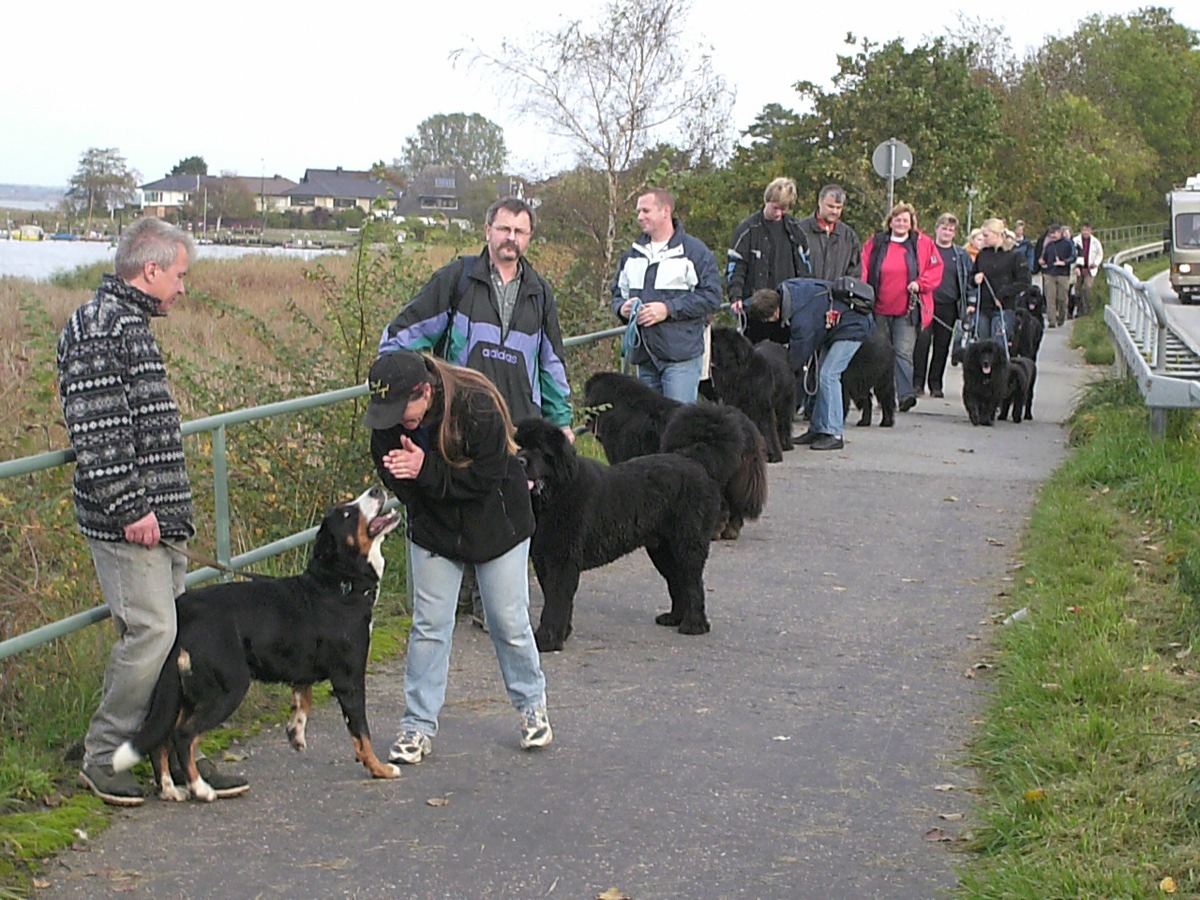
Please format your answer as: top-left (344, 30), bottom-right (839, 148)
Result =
top-left (383, 436), bottom-right (425, 480)
top-left (907, 280), bottom-right (921, 294)
top-left (973, 273), bottom-right (984, 285)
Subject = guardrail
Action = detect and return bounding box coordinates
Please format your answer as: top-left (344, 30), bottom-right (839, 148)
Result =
top-left (0, 324), bottom-right (631, 662)
top-left (1104, 241), bottom-right (1200, 435)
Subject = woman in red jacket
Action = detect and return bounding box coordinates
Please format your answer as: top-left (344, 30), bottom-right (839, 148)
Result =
top-left (862, 203), bottom-right (943, 412)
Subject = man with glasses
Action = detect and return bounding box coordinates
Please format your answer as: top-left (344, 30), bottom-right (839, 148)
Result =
top-left (380, 196), bottom-right (572, 626)
top-left (727, 177), bottom-right (810, 344)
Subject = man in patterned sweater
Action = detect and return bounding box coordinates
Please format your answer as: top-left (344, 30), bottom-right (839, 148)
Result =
top-left (57, 217), bottom-right (245, 805)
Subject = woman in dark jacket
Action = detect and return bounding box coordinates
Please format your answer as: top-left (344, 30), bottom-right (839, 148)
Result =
top-left (367, 349), bottom-right (551, 766)
top-left (966, 217), bottom-right (1031, 352)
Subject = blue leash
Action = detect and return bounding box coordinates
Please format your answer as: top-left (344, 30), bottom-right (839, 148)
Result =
top-left (621, 298), bottom-right (643, 357)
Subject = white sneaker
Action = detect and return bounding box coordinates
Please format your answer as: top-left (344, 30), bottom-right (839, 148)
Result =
top-left (388, 730), bottom-right (432, 764)
top-left (519, 707), bottom-right (553, 750)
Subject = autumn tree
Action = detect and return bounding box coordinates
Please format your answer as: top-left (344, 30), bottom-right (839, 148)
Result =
top-left (398, 113), bottom-right (507, 179)
top-left (66, 147), bottom-right (140, 233)
top-left (464, 0), bottom-right (734, 303)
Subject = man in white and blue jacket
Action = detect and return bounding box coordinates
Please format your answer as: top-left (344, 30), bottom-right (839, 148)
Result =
top-left (612, 188), bottom-right (723, 402)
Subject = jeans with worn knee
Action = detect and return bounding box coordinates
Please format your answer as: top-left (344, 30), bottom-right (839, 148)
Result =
top-left (84, 538), bottom-right (188, 768)
top-left (875, 312), bottom-right (918, 402)
top-left (810, 340), bottom-right (862, 438)
top-left (401, 538), bottom-right (546, 736)
top-left (637, 355), bottom-right (703, 403)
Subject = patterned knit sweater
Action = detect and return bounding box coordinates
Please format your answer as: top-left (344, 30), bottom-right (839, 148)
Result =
top-left (57, 275), bottom-right (194, 542)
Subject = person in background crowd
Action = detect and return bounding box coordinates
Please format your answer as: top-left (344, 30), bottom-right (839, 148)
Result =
top-left (378, 196), bottom-right (573, 630)
top-left (612, 188), bottom-right (722, 402)
top-left (1072, 222), bottom-right (1104, 318)
top-left (796, 184), bottom-right (862, 282)
top-left (965, 227), bottom-right (985, 261)
top-left (1037, 222), bottom-right (1077, 328)
top-left (58, 217), bottom-right (247, 806)
top-left (966, 217), bottom-right (1031, 352)
top-left (914, 213), bottom-right (975, 398)
top-left (1013, 220), bottom-right (1036, 273)
top-left (861, 202), bottom-right (943, 413)
top-left (727, 177), bottom-right (810, 345)
top-left (367, 350), bottom-right (553, 765)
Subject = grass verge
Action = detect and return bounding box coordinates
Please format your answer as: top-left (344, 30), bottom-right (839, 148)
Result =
top-left (958, 375), bottom-right (1200, 897)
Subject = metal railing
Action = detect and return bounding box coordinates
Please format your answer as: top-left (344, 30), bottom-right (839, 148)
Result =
top-left (1104, 241), bottom-right (1200, 435)
top-left (0, 325), bottom-right (629, 662)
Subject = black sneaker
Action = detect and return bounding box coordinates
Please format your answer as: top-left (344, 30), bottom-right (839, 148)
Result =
top-left (79, 763), bottom-right (144, 807)
top-left (930, 388), bottom-right (944, 398)
top-left (810, 434), bottom-right (844, 451)
top-left (794, 429), bottom-right (821, 445)
top-left (899, 396), bottom-right (918, 412)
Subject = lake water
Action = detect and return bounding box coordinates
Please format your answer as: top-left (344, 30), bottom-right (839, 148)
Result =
top-left (0, 240), bottom-right (343, 282)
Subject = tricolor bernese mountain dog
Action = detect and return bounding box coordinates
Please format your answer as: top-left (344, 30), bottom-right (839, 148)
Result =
top-left (112, 486), bottom-right (403, 801)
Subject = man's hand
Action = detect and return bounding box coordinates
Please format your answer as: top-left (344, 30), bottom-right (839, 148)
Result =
top-left (635, 301), bottom-right (669, 326)
top-left (382, 436), bottom-right (426, 480)
top-left (730, 299), bottom-right (744, 314)
top-left (560, 425), bottom-right (576, 444)
top-left (124, 512), bottom-right (161, 548)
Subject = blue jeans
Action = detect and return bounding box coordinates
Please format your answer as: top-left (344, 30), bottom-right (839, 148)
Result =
top-left (84, 538), bottom-right (188, 768)
top-left (637, 355), bottom-right (703, 403)
top-left (975, 310), bottom-right (1013, 359)
top-left (810, 340), bottom-right (862, 438)
top-left (402, 538), bottom-right (546, 736)
top-left (875, 312), bottom-right (918, 402)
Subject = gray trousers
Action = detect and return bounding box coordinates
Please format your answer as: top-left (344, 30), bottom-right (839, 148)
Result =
top-left (83, 538), bottom-right (187, 768)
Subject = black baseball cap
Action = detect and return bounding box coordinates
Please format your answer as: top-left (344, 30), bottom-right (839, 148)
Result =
top-left (364, 350), bottom-right (431, 429)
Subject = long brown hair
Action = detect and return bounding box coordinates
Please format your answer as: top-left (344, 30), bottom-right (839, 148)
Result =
top-left (421, 353), bottom-right (518, 467)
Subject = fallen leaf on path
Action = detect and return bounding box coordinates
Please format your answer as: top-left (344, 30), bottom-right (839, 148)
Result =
top-left (938, 812), bottom-right (964, 821)
top-left (986, 537), bottom-right (1005, 546)
top-left (933, 784), bottom-right (957, 792)
top-left (598, 889), bottom-right (632, 900)
top-left (924, 827), bottom-right (954, 842)
top-left (1160, 876), bottom-right (1178, 893)
top-left (427, 796), bottom-right (450, 807)
top-left (943, 495), bottom-right (958, 502)
top-left (772, 735), bottom-right (791, 741)
top-left (1024, 788), bottom-right (1047, 802)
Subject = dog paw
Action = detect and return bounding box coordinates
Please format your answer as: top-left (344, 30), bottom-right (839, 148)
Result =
top-left (286, 727), bottom-right (307, 753)
top-left (655, 612), bottom-right (682, 627)
top-left (677, 618), bottom-right (711, 635)
top-left (534, 631), bottom-right (564, 652)
top-left (159, 784), bottom-right (190, 803)
top-left (190, 779), bottom-right (217, 803)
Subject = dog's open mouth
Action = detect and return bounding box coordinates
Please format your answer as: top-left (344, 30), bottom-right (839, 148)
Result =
top-left (528, 478), bottom-right (545, 497)
top-left (368, 511), bottom-right (402, 538)
top-left (981, 362), bottom-right (992, 374)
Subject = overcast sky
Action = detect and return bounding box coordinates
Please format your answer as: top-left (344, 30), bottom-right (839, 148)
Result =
top-left (3, 1), bottom-right (1196, 188)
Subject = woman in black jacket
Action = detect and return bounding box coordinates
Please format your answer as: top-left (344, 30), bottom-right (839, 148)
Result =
top-left (367, 349), bottom-right (551, 766)
top-left (966, 217), bottom-right (1031, 352)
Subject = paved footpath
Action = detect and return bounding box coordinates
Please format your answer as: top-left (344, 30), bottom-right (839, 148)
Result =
top-left (44, 327), bottom-right (1092, 899)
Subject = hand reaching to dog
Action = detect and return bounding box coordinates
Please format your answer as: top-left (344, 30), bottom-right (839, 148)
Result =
top-left (382, 436), bottom-right (425, 480)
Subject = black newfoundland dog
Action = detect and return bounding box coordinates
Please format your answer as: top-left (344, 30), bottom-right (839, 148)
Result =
top-left (1010, 308), bottom-right (1045, 364)
top-left (582, 372), bottom-right (767, 540)
top-left (707, 326), bottom-right (794, 461)
top-left (998, 356), bottom-right (1037, 423)
top-left (515, 415), bottom-right (726, 652)
top-left (962, 339), bottom-right (1009, 426)
top-left (841, 328), bottom-right (897, 427)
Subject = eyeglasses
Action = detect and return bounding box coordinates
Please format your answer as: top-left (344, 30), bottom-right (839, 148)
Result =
top-left (490, 225), bottom-right (530, 239)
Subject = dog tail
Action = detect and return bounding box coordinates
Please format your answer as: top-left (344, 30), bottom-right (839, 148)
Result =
top-left (112, 643), bottom-right (187, 772)
top-left (661, 404), bottom-right (768, 522)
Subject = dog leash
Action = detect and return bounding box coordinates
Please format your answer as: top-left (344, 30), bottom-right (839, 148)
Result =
top-left (164, 542), bottom-right (264, 580)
